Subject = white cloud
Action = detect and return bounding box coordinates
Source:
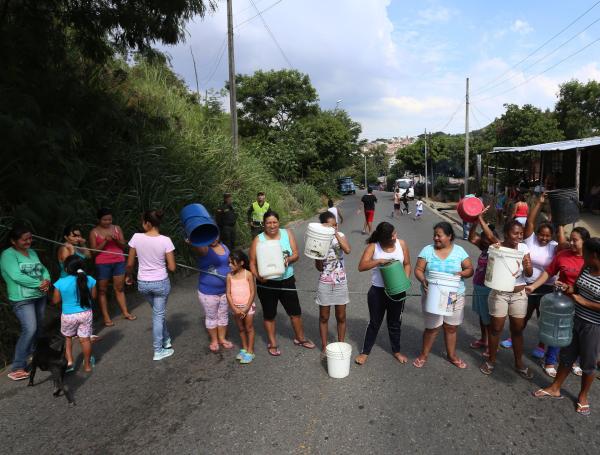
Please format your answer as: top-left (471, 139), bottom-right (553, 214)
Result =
top-left (510, 19), bottom-right (533, 35)
top-left (383, 96), bottom-right (455, 113)
top-left (417, 6), bottom-right (455, 25)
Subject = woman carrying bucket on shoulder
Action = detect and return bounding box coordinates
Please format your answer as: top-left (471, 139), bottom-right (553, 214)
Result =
top-left (249, 210), bottom-right (315, 356)
top-left (413, 222), bottom-right (473, 369)
top-left (502, 193), bottom-right (558, 359)
top-left (525, 226), bottom-right (590, 377)
top-left (479, 220), bottom-right (534, 379)
top-left (315, 211), bottom-right (351, 354)
top-left (355, 222), bottom-right (411, 366)
top-left (468, 207), bottom-right (500, 358)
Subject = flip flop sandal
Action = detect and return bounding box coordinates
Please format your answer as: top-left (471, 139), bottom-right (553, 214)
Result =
top-left (449, 358), bottom-right (468, 369)
top-left (543, 366), bottom-right (557, 378)
top-left (65, 364), bottom-right (76, 373)
top-left (209, 342), bottom-right (220, 353)
top-left (124, 314), bottom-right (137, 321)
top-left (572, 365), bottom-right (583, 376)
top-left (219, 340), bottom-right (234, 349)
top-left (412, 358), bottom-right (427, 368)
top-left (7, 370), bottom-right (30, 381)
top-left (576, 403), bottom-right (591, 416)
top-left (479, 361), bottom-right (495, 375)
top-left (532, 389), bottom-right (563, 399)
top-left (515, 367), bottom-right (534, 380)
top-left (469, 339), bottom-right (487, 349)
top-left (355, 354), bottom-right (368, 365)
top-left (267, 344), bottom-right (281, 356)
top-left (293, 339), bottom-right (316, 349)
top-left (104, 320), bottom-right (115, 327)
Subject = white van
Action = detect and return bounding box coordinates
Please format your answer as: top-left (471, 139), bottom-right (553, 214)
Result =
top-left (395, 178), bottom-right (414, 199)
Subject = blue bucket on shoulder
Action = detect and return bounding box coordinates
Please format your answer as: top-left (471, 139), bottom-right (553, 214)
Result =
top-left (180, 204), bottom-right (219, 247)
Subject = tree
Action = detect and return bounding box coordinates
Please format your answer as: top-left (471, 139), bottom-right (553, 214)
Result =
top-left (493, 103), bottom-right (563, 146)
top-left (234, 69), bottom-right (319, 136)
top-left (555, 80), bottom-right (600, 139)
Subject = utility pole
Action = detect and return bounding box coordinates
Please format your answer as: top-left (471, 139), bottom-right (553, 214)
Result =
top-left (364, 153), bottom-right (367, 189)
top-left (190, 46), bottom-right (200, 104)
top-left (424, 128), bottom-right (428, 199)
top-left (464, 77), bottom-right (470, 195)
top-left (227, 0), bottom-right (239, 157)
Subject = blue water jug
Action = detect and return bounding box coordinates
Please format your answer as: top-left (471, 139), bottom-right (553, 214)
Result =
top-left (180, 203), bottom-right (219, 247)
top-left (538, 288), bottom-right (575, 348)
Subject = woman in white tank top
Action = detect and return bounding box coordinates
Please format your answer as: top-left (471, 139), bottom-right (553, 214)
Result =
top-left (355, 222), bottom-right (411, 366)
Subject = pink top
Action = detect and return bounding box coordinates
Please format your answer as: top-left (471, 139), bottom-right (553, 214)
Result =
top-left (94, 227), bottom-right (125, 265)
top-left (128, 233), bottom-right (175, 281)
top-left (514, 202), bottom-right (529, 218)
top-left (230, 271), bottom-right (251, 306)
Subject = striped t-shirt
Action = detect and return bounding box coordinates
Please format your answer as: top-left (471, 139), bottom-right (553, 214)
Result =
top-left (575, 267), bottom-right (600, 324)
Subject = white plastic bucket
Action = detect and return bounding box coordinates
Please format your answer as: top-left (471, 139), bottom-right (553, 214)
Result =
top-left (484, 246), bottom-right (524, 292)
top-left (256, 240), bottom-right (285, 279)
top-left (325, 342), bottom-right (352, 379)
top-left (425, 271), bottom-right (461, 316)
top-left (304, 223), bottom-right (335, 259)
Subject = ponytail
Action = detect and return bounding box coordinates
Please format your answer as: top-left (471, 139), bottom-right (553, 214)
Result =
top-left (367, 222), bottom-right (395, 245)
top-left (64, 255), bottom-right (92, 309)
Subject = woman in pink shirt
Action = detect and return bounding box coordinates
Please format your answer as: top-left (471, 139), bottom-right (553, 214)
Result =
top-left (126, 210), bottom-right (176, 361)
top-left (89, 208), bottom-right (134, 326)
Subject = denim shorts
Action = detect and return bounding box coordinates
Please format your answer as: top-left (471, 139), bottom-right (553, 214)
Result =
top-left (96, 261), bottom-right (126, 280)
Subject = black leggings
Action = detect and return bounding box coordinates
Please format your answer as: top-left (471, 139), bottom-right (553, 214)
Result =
top-left (361, 286), bottom-right (405, 354)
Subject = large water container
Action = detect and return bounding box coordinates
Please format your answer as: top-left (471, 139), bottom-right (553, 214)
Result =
top-left (180, 203), bottom-right (219, 247)
top-left (256, 240), bottom-right (285, 279)
top-left (304, 223), bottom-right (335, 259)
top-left (484, 246), bottom-right (524, 291)
top-left (538, 289), bottom-right (575, 347)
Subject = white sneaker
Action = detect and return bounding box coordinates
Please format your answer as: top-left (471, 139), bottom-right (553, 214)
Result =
top-left (163, 338), bottom-right (172, 349)
top-left (153, 348), bottom-right (174, 361)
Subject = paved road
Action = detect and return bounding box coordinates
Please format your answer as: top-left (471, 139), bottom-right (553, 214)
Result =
top-left (2, 192), bottom-right (599, 454)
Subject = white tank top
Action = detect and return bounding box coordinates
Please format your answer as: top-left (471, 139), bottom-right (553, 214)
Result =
top-left (371, 240), bottom-right (404, 287)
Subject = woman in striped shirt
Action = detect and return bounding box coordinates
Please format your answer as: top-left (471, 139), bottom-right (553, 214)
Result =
top-left (533, 237), bottom-right (600, 416)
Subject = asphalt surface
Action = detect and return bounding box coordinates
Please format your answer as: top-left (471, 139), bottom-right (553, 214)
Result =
top-left (2, 191), bottom-right (600, 454)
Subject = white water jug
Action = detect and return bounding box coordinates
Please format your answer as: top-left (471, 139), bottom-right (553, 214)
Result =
top-left (304, 223), bottom-right (335, 259)
top-left (484, 246), bottom-right (525, 291)
top-left (256, 240), bottom-right (285, 279)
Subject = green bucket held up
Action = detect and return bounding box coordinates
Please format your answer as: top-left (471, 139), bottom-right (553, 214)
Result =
top-left (379, 260), bottom-right (411, 296)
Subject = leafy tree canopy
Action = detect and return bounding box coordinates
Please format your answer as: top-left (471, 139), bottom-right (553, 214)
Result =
top-left (555, 79), bottom-right (600, 140)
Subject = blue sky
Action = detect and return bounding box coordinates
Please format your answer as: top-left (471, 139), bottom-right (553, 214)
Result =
top-left (161, 0), bottom-right (600, 139)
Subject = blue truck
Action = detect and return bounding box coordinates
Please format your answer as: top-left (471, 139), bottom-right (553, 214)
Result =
top-left (337, 177), bottom-right (356, 195)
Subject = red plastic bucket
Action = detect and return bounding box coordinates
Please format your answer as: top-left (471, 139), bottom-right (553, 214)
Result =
top-left (457, 196), bottom-right (484, 223)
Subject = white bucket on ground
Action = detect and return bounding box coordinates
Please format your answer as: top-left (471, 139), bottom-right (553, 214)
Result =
top-left (304, 223), bottom-right (335, 259)
top-left (256, 240), bottom-right (285, 279)
top-left (325, 342), bottom-right (352, 379)
top-left (425, 271), bottom-right (461, 316)
top-left (484, 246), bottom-right (524, 292)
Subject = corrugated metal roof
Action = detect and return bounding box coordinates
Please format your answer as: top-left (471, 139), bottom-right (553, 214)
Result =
top-left (490, 136), bottom-right (600, 154)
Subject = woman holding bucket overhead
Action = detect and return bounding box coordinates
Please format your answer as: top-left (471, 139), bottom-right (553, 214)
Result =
top-left (249, 210), bottom-right (315, 356)
top-left (479, 220), bottom-right (534, 379)
top-left (314, 211), bottom-right (351, 353)
top-left (413, 222), bottom-right (473, 369)
top-left (355, 222), bottom-right (411, 366)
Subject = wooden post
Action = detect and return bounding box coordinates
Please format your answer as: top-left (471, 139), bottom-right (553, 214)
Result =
top-left (576, 148), bottom-right (581, 200)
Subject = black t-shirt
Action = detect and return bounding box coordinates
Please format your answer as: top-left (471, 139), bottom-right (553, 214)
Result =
top-left (361, 194), bottom-right (377, 211)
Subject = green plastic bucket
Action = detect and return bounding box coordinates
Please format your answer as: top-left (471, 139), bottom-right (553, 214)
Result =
top-left (379, 260), bottom-right (411, 296)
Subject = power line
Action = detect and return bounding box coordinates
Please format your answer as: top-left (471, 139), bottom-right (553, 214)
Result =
top-left (476, 15), bottom-right (600, 96)
top-left (476, 36), bottom-right (600, 102)
top-left (473, 0), bottom-right (600, 94)
top-left (248, 0), bottom-right (293, 68)
top-left (470, 106), bottom-right (483, 131)
top-left (202, 38), bottom-right (228, 84)
top-left (434, 100), bottom-right (464, 133)
top-left (472, 103), bottom-right (494, 124)
top-left (235, 0), bottom-right (284, 29)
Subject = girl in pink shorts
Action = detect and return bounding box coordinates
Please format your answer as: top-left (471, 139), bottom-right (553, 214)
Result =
top-left (226, 251), bottom-right (256, 364)
top-left (53, 255), bottom-right (97, 372)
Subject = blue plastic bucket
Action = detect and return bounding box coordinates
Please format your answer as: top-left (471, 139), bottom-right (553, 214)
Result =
top-left (180, 204), bottom-right (219, 247)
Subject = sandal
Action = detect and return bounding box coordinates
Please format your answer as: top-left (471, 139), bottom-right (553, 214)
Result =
top-left (267, 344), bottom-right (281, 356)
top-left (469, 339), bottom-right (487, 349)
top-left (209, 342), bottom-right (220, 353)
top-left (515, 366), bottom-right (534, 380)
top-left (7, 370), bottom-right (30, 381)
top-left (355, 354), bottom-right (368, 365)
top-left (412, 357), bottom-right (427, 368)
top-left (572, 365), bottom-right (583, 376)
top-left (576, 402), bottom-right (591, 416)
top-left (532, 389), bottom-right (563, 399)
top-left (124, 314), bottom-right (137, 321)
top-left (479, 361), bottom-right (495, 375)
top-left (543, 365), bottom-right (557, 378)
top-left (219, 340), bottom-right (234, 349)
top-left (104, 320), bottom-right (115, 327)
top-left (449, 358), bottom-right (468, 369)
top-left (293, 339), bottom-right (316, 349)
top-left (65, 364), bottom-right (75, 373)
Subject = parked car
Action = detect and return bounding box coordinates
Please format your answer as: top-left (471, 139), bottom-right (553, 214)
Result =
top-left (395, 178), bottom-right (414, 199)
top-left (337, 177), bottom-right (356, 195)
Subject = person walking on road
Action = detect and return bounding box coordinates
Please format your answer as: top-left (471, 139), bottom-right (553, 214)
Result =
top-left (413, 197), bottom-right (424, 221)
top-left (89, 208), bottom-right (135, 327)
top-left (126, 210), bottom-right (177, 361)
top-left (355, 222), bottom-right (411, 366)
top-left (249, 211), bottom-right (315, 356)
top-left (327, 199), bottom-right (343, 225)
top-left (392, 188), bottom-right (401, 218)
top-left (361, 188), bottom-right (377, 235)
top-left (401, 190), bottom-right (410, 215)
top-left (215, 193), bottom-right (237, 251)
top-left (532, 237), bottom-right (600, 416)
top-left (1, 225), bottom-right (51, 381)
top-left (479, 220), bottom-right (534, 379)
top-left (226, 250), bottom-right (257, 364)
top-left (247, 192), bottom-right (270, 238)
top-left (192, 236), bottom-right (233, 353)
top-left (314, 211), bottom-right (351, 354)
top-left (413, 222), bottom-right (473, 369)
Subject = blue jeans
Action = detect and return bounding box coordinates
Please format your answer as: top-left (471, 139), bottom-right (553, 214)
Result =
top-left (11, 296), bottom-right (47, 371)
top-left (138, 278), bottom-right (171, 352)
top-left (546, 346), bottom-right (560, 366)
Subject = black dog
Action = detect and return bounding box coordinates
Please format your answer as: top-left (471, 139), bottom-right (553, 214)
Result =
top-left (27, 304), bottom-right (75, 405)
